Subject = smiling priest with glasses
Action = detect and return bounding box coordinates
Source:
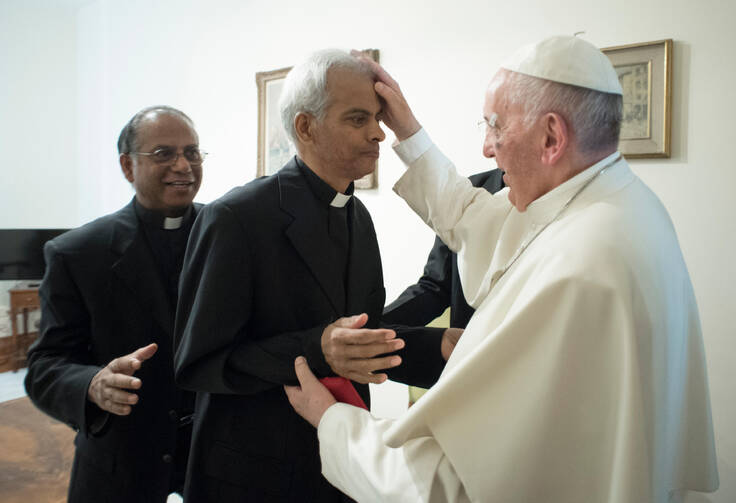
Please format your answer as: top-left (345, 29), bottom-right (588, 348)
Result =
top-left (25, 105), bottom-right (205, 503)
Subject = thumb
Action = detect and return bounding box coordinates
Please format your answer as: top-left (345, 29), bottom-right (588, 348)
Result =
top-left (294, 356), bottom-right (318, 388)
top-left (131, 343), bottom-right (158, 363)
top-left (334, 313), bottom-right (369, 329)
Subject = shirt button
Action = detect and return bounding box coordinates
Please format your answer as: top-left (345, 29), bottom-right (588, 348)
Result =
top-left (162, 454), bottom-right (173, 463)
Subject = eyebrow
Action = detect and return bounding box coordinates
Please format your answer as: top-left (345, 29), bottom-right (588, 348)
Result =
top-left (150, 143), bottom-right (199, 150)
top-left (341, 107), bottom-right (381, 117)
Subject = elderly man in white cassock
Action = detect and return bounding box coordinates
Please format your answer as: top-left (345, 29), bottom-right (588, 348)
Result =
top-left (284, 36), bottom-right (719, 503)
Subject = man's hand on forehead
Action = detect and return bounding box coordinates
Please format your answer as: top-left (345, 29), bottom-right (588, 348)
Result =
top-left (350, 50), bottom-right (421, 141)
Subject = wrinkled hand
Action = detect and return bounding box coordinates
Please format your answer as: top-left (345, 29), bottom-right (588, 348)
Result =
top-left (441, 328), bottom-right (464, 361)
top-left (321, 313), bottom-right (403, 384)
top-left (351, 50), bottom-right (421, 141)
top-left (87, 343), bottom-right (158, 415)
top-left (284, 357), bottom-right (337, 428)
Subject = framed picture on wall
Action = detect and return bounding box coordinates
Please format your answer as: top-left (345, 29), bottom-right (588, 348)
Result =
top-left (256, 66), bottom-right (293, 178)
top-left (255, 49), bottom-right (380, 188)
top-left (602, 39), bottom-right (672, 158)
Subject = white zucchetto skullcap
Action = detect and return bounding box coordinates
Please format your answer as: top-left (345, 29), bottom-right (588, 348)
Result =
top-left (500, 35), bottom-right (623, 95)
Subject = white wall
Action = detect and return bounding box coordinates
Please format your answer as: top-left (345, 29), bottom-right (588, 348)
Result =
top-left (1, 0), bottom-right (734, 500)
top-left (0, 0), bottom-right (81, 228)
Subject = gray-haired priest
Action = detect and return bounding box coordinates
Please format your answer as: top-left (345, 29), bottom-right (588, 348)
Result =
top-left (174, 49), bottom-right (452, 502)
top-left (285, 36), bottom-right (719, 503)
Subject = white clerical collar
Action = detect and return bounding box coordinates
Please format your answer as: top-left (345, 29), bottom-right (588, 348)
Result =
top-left (330, 192), bottom-right (352, 208)
top-left (163, 216), bottom-right (184, 230)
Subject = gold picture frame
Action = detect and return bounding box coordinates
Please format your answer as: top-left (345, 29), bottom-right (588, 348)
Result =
top-left (602, 39), bottom-right (672, 158)
top-left (255, 49), bottom-right (380, 189)
top-left (256, 66), bottom-right (293, 178)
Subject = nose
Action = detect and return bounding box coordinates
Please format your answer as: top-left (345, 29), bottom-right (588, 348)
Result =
top-left (371, 119), bottom-right (386, 143)
top-left (171, 153), bottom-right (192, 173)
top-left (482, 133), bottom-right (496, 159)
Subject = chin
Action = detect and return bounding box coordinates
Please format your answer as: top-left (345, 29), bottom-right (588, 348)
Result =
top-left (353, 162), bottom-right (377, 180)
top-left (164, 196), bottom-right (194, 211)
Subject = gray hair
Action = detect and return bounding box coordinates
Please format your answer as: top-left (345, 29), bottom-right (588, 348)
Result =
top-left (279, 49), bottom-right (372, 144)
top-left (501, 71), bottom-right (622, 155)
top-left (117, 105), bottom-right (195, 154)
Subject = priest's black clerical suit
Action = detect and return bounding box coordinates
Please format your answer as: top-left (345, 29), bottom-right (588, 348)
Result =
top-left (25, 199), bottom-right (198, 503)
top-left (174, 157), bottom-right (445, 502)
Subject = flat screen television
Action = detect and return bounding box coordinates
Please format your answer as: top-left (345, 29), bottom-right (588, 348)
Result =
top-left (0, 229), bottom-right (70, 281)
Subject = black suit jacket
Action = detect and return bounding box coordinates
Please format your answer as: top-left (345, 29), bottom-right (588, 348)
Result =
top-left (174, 158), bottom-right (445, 502)
top-left (24, 199), bottom-right (198, 503)
top-left (383, 169), bottom-right (505, 328)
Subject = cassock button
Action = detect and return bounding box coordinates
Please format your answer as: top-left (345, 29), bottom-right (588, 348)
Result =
top-left (168, 409), bottom-right (178, 421)
top-left (162, 453), bottom-right (173, 463)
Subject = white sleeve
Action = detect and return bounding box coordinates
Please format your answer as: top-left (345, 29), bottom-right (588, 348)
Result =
top-left (318, 403), bottom-right (470, 503)
top-left (392, 130), bottom-right (512, 308)
top-left (393, 128), bottom-right (434, 164)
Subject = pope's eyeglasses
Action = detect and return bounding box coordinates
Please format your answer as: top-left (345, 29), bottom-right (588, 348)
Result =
top-left (477, 113), bottom-right (499, 136)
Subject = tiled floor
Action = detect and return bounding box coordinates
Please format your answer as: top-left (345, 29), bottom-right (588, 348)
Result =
top-left (0, 367), bottom-right (27, 402)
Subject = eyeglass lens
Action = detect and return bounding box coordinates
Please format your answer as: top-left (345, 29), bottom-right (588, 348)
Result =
top-left (153, 147), bottom-right (204, 163)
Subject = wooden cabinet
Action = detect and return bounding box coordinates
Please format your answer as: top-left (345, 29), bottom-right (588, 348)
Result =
top-left (2, 282), bottom-right (41, 372)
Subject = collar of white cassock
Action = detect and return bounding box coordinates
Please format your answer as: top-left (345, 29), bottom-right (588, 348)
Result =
top-left (523, 151), bottom-right (623, 223)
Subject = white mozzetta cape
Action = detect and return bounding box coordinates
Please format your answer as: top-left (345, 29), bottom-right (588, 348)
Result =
top-left (318, 131), bottom-right (718, 503)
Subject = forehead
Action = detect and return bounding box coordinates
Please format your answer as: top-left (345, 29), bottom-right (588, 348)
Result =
top-left (483, 70), bottom-right (509, 113)
top-left (324, 67), bottom-right (380, 113)
top-left (136, 112), bottom-right (198, 147)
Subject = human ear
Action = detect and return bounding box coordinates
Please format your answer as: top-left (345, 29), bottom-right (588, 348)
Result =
top-left (540, 112), bottom-right (568, 165)
top-left (120, 154), bottom-right (135, 183)
top-left (294, 113), bottom-right (314, 144)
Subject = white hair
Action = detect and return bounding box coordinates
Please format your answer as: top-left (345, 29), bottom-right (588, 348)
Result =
top-left (501, 70), bottom-right (623, 155)
top-left (279, 49), bottom-right (372, 144)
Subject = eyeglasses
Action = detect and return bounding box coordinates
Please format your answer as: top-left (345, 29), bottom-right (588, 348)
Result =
top-left (477, 113), bottom-right (499, 136)
top-left (129, 146), bottom-right (208, 165)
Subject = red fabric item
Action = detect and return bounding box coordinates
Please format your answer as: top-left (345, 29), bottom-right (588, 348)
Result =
top-left (319, 377), bottom-right (368, 410)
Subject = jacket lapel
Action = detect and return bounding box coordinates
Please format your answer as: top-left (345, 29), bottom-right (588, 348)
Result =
top-left (345, 198), bottom-right (383, 319)
top-left (110, 200), bottom-right (173, 336)
top-left (278, 158), bottom-right (345, 316)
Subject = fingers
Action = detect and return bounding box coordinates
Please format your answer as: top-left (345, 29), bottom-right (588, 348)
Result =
top-left (89, 347), bottom-right (155, 415)
top-left (348, 371), bottom-right (388, 385)
top-left (372, 82), bottom-right (421, 141)
top-left (372, 65), bottom-right (403, 97)
top-left (338, 339), bottom-right (404, 359)
top-left (441, 327), bottom-right (464, 361)
top-left (374, 81), bottom-right (403, 107)
top-left (107, 372), bottom-right (142, 390)
top-left (131, 343), bottom-right (158, 362)
top-left (284, 383), bottom-right (300, 402)
top-left (348, 49), bottom-right (421, 139)
top-left (88, 369), bottom-right (142, 416)
top-left (350, 50), bottom-right (403, 95)
top-left (345, 355), bottom-right (401, 384)
top-left (103, 398), bottom-right (134, 416)
top-left (333, 313), bottom-right (369, 329)
top-left (293, 356), bottom-right (318, 388)
top-left (108, 355), bottom-right (139, 375)
top-left (285, 357), bottom-right (337, 428)
top-left (108, 343), bottom-right (157, 375)
top-left (332, 327), bottom-right (397, 345)
top-left (325, 352), bottom-right (402, 385)
top-left (103, 386), bottom-right (139, 407)
top-left (322, 320), bottom-right (404, 384)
